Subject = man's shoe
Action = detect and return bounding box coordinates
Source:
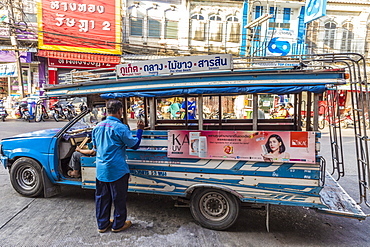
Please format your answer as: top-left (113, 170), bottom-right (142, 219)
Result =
top-left (111, 220), bottom-right (132, 233)
top-left (98, 220), bottom-right (113, 233)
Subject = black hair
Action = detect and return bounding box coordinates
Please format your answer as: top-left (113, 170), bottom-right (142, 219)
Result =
top-left (106, 100), bottom-right (123, 114)
top-left (265, 134), bottom-right (286, 154)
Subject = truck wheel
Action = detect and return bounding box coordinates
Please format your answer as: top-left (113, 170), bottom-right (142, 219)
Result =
top-left (190, 188), bottom-right (240, 230)
top-left (10, 158), bottom-right (44, 197)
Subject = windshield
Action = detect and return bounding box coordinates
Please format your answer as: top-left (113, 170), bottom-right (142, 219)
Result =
top-left (63, 108), bottom-right (106, 139)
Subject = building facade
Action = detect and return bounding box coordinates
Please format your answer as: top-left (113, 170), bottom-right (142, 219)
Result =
top-left (2, 0), bottom-right (370, 92)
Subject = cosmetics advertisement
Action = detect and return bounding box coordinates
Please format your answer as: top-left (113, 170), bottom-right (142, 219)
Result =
top-left (168, 130), bottom-right (316, 164)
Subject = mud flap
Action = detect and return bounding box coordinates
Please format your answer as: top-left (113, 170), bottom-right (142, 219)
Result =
top-left (42, 168), bottom-right (61, 198)
top-left (317, 172), bottom-right (366, 220)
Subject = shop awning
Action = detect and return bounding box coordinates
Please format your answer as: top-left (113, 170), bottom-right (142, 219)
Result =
top-left (37, 50), bottom-right (121, 64)
top-left (100, 85), bottom-right (327, 98)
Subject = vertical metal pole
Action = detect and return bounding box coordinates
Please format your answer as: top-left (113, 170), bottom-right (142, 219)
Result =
top-left (306, 92), bottom-right (312, 131)
top-left (8, 0), bottom-right (25, 98)
top-left (266, 203), bottom-right (270, 232)
top-left (246, 0), bottom-right (252, 59)
top-left (7, 77), bottom-right (11, 97)
top-left (198, 95), bottom-right (203, 130)
top-left (252, 94), bottom-right (258, 130)
top-left (218, 95), bottom-right (222, 127)
top-left (313, 93), bottom-right (319, 131)
top-left (297, 92), bottom-right (302, 131)
top-left (122, 98), bottom-right (128, 126)
top-left (149, 97), bottom-right (155, 130)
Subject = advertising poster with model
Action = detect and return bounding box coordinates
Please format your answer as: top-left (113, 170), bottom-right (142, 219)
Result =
top-left (168, 130), bottom-right (316, 164)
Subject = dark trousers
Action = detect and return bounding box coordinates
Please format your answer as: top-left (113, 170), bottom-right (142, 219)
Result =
top-left (95, 173), bottom-right (129, 230)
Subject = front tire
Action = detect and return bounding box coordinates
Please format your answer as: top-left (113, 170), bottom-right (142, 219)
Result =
top-left (190, 188), bottom-right (240, 230)
top-left (53, 111), bottom-right (60, 122)
top-left (340, 120), bottom-right (348, 129)
top-left (10, 158), bottom-right (44, 197)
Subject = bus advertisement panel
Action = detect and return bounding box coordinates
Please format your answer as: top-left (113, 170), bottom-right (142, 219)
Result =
top-left (168, 130), bottom-right (316, 164)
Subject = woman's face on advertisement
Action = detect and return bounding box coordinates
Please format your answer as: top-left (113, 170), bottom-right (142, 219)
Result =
top-left (269, 137), bottom-right (281, 152)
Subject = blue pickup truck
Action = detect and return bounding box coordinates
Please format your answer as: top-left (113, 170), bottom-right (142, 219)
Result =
top-left (1, 56), bottom-right (369, 230)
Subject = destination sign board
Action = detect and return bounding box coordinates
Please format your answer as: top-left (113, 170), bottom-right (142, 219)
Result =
top-left (116, 54), bottom-right (233, 78)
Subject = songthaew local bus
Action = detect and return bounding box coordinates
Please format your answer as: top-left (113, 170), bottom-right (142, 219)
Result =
top-left (1, 54), bottom-right (370, 230)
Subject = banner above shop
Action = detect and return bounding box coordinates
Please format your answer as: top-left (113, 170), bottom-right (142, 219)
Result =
top-left (48, 58), bottom-right (118, 69)
top-left (0, 50), bottom-right (31, 63)
top-left (116, 54), bottom-right (233, 78)
top-left (38, 50), bottom-right (120, 64)
top-left (38, 0), bottom-right (121, 54)
top-left (168, 130), bottom-right (316, 164)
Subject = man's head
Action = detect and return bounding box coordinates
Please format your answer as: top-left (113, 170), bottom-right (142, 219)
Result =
top-left (107, 100), bottom-right (123, 115)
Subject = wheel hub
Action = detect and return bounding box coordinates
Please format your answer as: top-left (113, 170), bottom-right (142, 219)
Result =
top-left (17, 167), bottom-right (37, 190)
top-left (200, 192), bottom-right (229, 221)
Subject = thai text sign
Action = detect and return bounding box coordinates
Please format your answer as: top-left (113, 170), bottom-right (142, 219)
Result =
top-left (38, 0), bottom-right (121, 54)
top-left (48, 58), bottom-right (117, 69)
top-left (168, 130), bottom-right (316, 164)
top-left (116, 54), bottom-right (233, 78)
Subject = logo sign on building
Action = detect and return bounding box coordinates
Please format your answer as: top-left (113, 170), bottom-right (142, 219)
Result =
top-left (38, 0), bottom-right (121, 54)
top-left (0, 10), bottom-right (9, 23)
top-left (266, 30), bottom-right (295, 56)
top-left (0, 63), bottom-right (17, 77)
top-left (116, 55), bottom-right (233, 78)
top-left (304, 0), bottom-right (327, 23)
top-left (168, 130), bottom-right (316, 164)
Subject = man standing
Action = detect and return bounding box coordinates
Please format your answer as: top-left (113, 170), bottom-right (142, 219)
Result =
top-left (92, 100), bottom-right (144, 233)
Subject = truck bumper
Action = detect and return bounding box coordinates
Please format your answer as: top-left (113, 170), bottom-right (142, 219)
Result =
top-left (0, 155), bottom-right (8, 169)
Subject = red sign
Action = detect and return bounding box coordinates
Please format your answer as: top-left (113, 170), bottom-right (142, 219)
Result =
top-left (290, 132), bottom-right (309, 148)
top-left (48, 58), bottom-right (117, 69)
top-left (38, 0), bottom-right (121, 54)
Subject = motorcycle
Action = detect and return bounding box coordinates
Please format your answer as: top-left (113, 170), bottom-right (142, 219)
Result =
top-left (79, 102), bottom-right (88, 112)
top-left (19, 102), bottom-right (32, 122)
top-left (0, 100), bottom-right (8, 122)
top-left (339, 111), bottom-right (369, 129)
top-left (64, 101), bottom-right (77, 120)
top-left (50, 101), bottom-right (66, 122)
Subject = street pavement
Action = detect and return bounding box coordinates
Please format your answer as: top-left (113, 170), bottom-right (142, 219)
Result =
top-left (0, 119), bottom-right (370, 246)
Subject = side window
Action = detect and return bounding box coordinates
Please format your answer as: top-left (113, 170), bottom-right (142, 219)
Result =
top-left (155, 97), bottom-right (181, 120)
top-left (129, 97), bottom-right (145, 120)
top-left (203, 96), bottom-right (219, 119)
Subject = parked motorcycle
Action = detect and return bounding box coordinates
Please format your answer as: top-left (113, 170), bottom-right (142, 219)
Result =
top-left (0, 100), bottom-right (8, 122)
top-left (339, 111), bottom-right (369, 129)
top-left (64, 101), bottom-right (77, 120)
top-left (19, 102), bottom-right (32, 122)
top-left (79, 102), bottom-right (88, 112)
top-left (51, 101), bottom-right (66, 122)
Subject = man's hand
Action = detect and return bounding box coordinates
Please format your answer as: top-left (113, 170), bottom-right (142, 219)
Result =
top-left (76, 146), bottom-right (82, 152)
top-left (137, 120), bottom-right (145, 130)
